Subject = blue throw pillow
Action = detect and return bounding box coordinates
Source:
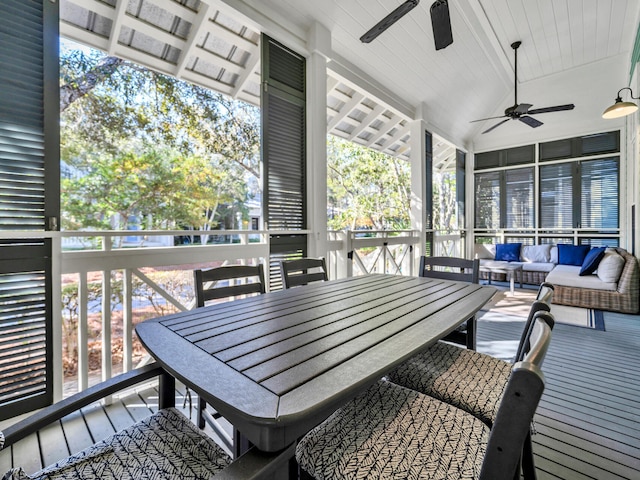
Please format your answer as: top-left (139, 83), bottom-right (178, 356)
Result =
top-left (495, 243), bottom-right (521, 262)
top-left (557, 244), bottom-right (590, 266)
top-left (579, 247), bottom-right (607, 276)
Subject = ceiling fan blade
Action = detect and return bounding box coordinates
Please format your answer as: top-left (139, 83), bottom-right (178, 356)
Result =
top-left (482, 118), bottom-right (510, 134)
top-left (514, 103), bottom-right (532, 114)
top-left (470, 115), bottom-right (508, 123)
top-left (360, 0), bottom-right (420, 43)
top-left (430, 1), bottom-right (453, 50)
top-left (519, 116), bottom-right (543, 128)
top-left (527, 104), bottom-right (575, 115)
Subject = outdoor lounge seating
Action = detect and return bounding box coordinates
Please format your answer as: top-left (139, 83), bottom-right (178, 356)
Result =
top-left (0, 363), bottom-right (293, 480)
top-left (475, 244), bottom-right (639, 313)
top-left (295, 313), bottom-right (553, 479)
top-left (419, 256), bottom-right (480, 349)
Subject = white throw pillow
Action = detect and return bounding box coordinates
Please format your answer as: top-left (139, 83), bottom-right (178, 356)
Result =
top-left (550, 246), bottom-right (558, 264)
top-left (474, 243), bottom-right (496, 260)
top-left (597, 250), bottom-right (625, 283)
top-left (522, 244), bottom-right (552, 263)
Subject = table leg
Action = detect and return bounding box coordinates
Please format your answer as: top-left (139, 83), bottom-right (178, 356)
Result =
top-left (509, 273), bottom-right (515, 296)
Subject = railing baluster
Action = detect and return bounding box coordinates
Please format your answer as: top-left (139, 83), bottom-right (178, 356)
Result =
top-left (123, 268), bottom-right (133, 372)
top-left (78, 273), bottom-right (89, 392)
top-left (102, 269), bottom-right (112, 383)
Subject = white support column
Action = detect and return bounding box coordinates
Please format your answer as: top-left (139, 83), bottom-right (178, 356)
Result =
top-left (307, 22), bottom-right (331, 260)
top-left (466, 145), bottom-right (476, 259)
top-left (410, 104), bottom-right (428, 271)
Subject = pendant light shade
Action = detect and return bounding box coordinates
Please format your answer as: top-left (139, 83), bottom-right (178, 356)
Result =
top-left (602, 88), bottom-right (639, 119)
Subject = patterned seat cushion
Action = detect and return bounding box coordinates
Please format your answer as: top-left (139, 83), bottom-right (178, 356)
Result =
top-left (386, 341), bottom-right (512, 426)
top-left (296, 380), bottom-right (489, 480)
top-left (3, 408), bottom-right (230, 480)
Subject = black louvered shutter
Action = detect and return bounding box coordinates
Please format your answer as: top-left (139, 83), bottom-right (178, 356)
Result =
top-left (0, 0), bottom-right (59, 419)
top-left (261, 35), bottom-right (307, 289)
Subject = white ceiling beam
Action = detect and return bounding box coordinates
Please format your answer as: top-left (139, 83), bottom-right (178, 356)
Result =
top-left (327, 92), bottom-right (364, 132)
top-left (348, 104), bottom-right (386, 141)
top-left (377, 124), bottom-right (410, 150)
top-left (108, 0), bottom-right (128, 56)
top-left (231, 48), bottom-right (260, 99)
top-left (65, 0), bottom-right (112, 19)
top-left (60, 22), bottom-right (110, 51)
top-left (207, 15), bottom-right (258, 53)
top-left (122, 15), bottom-right (187, 50)
top-left (366, 115), bottom-right (402, 147)
top-left (144, 0), bottom-right (198, 24)
top-left (175, 3), bottom-right (211, 78)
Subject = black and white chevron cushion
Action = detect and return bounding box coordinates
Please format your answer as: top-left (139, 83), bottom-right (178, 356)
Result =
top-left (3, 408), bottom-right (230, 480)
top-left (296, 379), bottom-right (489, 480)
top-left (386, 341), bottom-right (512, 426)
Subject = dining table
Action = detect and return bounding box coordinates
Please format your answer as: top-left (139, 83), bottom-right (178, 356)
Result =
top-left (135, 273), bottom-right (496, 455)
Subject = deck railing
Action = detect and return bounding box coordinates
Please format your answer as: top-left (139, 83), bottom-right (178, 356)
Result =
top-left (56, 229), bottom-right (424, 395)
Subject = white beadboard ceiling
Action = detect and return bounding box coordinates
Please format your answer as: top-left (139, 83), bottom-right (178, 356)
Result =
top-left (60, 0), bottom-right (640, 160)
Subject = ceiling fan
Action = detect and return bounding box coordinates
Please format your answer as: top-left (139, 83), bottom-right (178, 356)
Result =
top-left (360, 0), bottom-right (453, 51)
top-left (471, 41), bottom-right (575, 134)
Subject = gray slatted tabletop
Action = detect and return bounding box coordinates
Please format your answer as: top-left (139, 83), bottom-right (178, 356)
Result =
top-left (136, 274), bottom-right (496, 452)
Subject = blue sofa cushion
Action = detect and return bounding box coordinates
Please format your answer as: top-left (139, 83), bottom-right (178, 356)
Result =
top-left (580, 247), bottom-right (607, 276)
top-left (558, 244), bottom-right (590, 266)
top-left (495, 243), bottom-right (521, 262)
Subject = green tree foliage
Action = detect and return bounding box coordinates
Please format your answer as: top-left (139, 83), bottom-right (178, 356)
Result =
top-left (327, 136), bottom-right (411, 230)
top-left (60, 41), bottom-right (259, 232)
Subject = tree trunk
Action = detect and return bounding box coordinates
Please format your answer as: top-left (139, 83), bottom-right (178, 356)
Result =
top-left (60, 56), bottom-right (124, 112)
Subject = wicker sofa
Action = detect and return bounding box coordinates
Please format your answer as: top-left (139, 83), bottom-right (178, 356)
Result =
top-left (474, 244), bottom-right (639, 314)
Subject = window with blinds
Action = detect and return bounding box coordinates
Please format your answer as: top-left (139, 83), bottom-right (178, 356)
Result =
top-left (540, 163), bottom-right (574, 229)
top-left (581, 158), bottom-right (619, 230)
top-left (540, 158), bottom-right (619, 231)
top-left (505, 168), bottom-right (533, 229)
top-left (475, 172), bottom-right (500, 229)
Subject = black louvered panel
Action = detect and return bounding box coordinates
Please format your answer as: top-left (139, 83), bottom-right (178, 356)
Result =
top-left (539, 138), bottom-right (572, 161)
top-left (0, 1), bottom-right (44, 127)
top-left (268, 235), bottom-right (307, 290)
top-left (581, 131), bottom-right (620, 155)
top-left (0, 0), bottom-right (55, 420)
top-left (266, 39), bottom-right (305, 94)
top-left (0, 0), bottom-right (46, 231)
top-left (0, 252), bottom-right (51, 418)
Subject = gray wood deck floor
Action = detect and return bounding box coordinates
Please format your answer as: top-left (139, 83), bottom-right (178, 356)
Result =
top-left (1, 295), bottom-right (639, 479)
top-left (478, 298), bottom-right (640, 479)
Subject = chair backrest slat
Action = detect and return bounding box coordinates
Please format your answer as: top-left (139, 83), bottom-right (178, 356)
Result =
top-left (514, 282), bottom-right (555, 362)
top-left (280, 258), bottom-right (328, 289)
top-left (419, 256), bottom-right (479, 284)
top-left (480, 313), bottom-right (553, 480)
top-left (194, 264), bottom-right (265, 307)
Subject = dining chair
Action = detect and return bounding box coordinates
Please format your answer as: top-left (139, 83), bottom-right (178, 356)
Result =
top-left (193, 263), bottom-right (266, 453)
top-left (0, 363), bottom-right (293, 480)
top-left (194, 263), bottom-right (266, 307)
top-left (385, 282), bottom-right (555, 479)
top-left (279, 257), bottom-right (328, 289)
top-left (419, 255), bottom-right (480, 349)
top-left (295, 311), bottom-right (554, 480)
